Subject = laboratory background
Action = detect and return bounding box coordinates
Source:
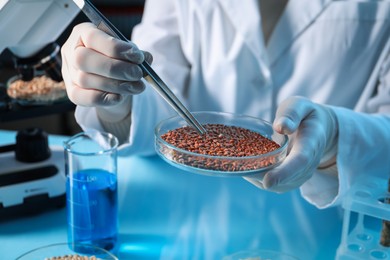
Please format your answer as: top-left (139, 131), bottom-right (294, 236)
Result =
top-left (0, 0), bottom-right (144, 136)
top-left (0, 1), bottom-right (389, 260)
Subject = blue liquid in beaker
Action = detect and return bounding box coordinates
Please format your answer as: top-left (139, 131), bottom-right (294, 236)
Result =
top-left (66, 169), bottom-right (118, 252)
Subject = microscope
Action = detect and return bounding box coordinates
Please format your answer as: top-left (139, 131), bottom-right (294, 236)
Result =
top-left (0, 0), bottom-right (81, 81)
top-left (0, 0), bottom-right (81, 221)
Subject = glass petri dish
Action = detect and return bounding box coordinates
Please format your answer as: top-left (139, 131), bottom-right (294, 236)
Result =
top-left (155, 111), bottom-right (288, 178)
top-left (15, 242), bottom-right (118, 260)
top-left (223, 249), bottom-right (299, 260)
top-left (6, 73), bottom-right (67, 106)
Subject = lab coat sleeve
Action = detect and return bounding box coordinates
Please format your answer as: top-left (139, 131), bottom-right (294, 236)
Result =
top-left (301, 44), bottom-right (390, 209)
top-left (301, 108), bottom-right (390, 209)
top-left (74, 106), bottom-right (106, 134)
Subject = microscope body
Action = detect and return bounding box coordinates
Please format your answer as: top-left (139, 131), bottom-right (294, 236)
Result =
top-left (0, 0), bottom-right (81, 81)
top-left (0, 1), bottom-right (81, 220)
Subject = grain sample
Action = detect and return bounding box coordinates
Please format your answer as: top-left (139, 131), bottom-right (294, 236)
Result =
top-left (161, 124), bottom-right (281, 172)
top-left (7, 75), bottom-right (66, 104)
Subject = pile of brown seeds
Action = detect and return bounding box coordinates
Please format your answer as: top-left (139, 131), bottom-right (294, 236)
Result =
top-left (160, 124), bottom-right (281, 172)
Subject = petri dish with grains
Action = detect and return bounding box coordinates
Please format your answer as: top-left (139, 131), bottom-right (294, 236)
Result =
top-left (155, 111), bottom-right (288, 179)
top-left (6, 73), bottom-right (67, 106)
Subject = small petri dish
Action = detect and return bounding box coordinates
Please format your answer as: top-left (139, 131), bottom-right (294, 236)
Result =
top-left (15, 242), bottom-right (118, 260)
top-left (6, 73), bottom-right (67, 106)
top-left (223, 249), bottom-right (299, 260)
top-left (155, 111), bottom-right (288, 178)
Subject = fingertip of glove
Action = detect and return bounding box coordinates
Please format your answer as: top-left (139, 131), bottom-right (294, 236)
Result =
top-left (120, 82), bottom-right (145, 94)
top-left (274, 117), bottom-right (296, 134)
top-left (143, 51), bottom-right (153, 64)
top-left (122, 49), bottom-right (144, 64)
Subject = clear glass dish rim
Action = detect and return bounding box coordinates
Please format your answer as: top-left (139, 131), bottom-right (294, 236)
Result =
top-left (15, 242), bottom-right (118, 259)
top-left (155, 111), bottom-right (289, 162)
top-left (223, 249), bottom-right (299, 259)
top-left (63, 131), bottom-right (119, 157)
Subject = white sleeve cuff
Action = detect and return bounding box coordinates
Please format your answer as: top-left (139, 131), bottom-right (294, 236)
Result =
top-left (98, 112), bottom-right (132, 145)
top-left (300, 164), bottom-right (341, 209)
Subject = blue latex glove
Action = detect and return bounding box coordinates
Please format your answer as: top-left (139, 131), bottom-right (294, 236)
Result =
top-left (244, 96), bottom-right (339, 193)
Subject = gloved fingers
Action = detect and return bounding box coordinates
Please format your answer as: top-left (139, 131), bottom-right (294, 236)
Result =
top-left (61, 22), bottom-right (148, 92)
top-left (274, 98), bottom-right (334, 160)
top-left (261, 100), bottom-right (328, 192)
top-left (273, 96), bottom-right (316, 135)
top-left (65, 82), bottom-right (122, 107)
top-left (242, 177), bottom-right (265, 189)
top-left (143, 51), bottom-right (153, 65)
top-left (68, 63), bottom-right (146, 95)
top-left (61, 22), bottom-right (151, 109)
top-left (72, 46), bottom-right (144, 81)
top-left (261, 136), bottom-right (319, 192)
top-left (61, 45), bottom-right (77, 102)
top-left (65, 65), bottom-right (146, 107)
top-left (244, 96), bottom-right (339, 193)
top-left (73, 23), bottom-right (145, 64)
top-left (243, 157), bottom-right (314, 193)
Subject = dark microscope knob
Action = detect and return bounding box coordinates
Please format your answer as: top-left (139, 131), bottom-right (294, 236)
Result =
top-left (15, 128), bottom-right (51, 163)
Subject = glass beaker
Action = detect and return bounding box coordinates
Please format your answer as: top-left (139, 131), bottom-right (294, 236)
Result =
top-left (64, 131), bottom-right (119, 253)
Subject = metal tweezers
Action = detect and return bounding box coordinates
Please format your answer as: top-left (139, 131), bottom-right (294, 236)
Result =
top-left (78, 0), bottom-right (207, 134)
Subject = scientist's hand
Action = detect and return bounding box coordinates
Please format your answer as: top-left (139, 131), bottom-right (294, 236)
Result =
top-left (61, 22), bottom-right (152, 121)
top-left (244, 96), bottom-right (338, 193)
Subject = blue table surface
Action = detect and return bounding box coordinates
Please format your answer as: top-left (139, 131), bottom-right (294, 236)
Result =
top-left (0, 130), bottom-right (343, 260)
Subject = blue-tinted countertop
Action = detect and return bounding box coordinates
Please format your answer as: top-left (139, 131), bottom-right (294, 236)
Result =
top-left (0, 130), bottom-right (342, 259)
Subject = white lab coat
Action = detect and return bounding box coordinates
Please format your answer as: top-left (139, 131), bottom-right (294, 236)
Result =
top-left (75, 0), bottom-right (390, 258)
